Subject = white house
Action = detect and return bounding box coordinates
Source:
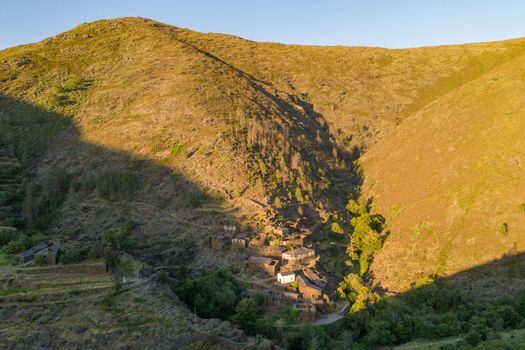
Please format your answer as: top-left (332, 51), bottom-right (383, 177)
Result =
top-left (277, 271), bottom-right (296, 284)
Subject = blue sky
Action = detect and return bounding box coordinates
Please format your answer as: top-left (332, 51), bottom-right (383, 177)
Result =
top-left (1, 1), bottom-right (525, 50)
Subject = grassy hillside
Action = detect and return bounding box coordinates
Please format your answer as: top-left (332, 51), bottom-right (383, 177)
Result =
top-left (175, 29), bottom-right (525, 149)
top-left (1, 19), bottom-right (525, 346)
top-left (363, 46), bottom-right (525, 295)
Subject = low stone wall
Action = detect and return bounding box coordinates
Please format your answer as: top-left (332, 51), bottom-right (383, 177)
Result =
top-left (23, 263), bottom-right (108, 275)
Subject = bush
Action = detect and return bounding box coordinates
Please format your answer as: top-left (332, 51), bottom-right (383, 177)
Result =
top-left (176, 269), bottom-right (243, 319)
top-left (5, 238), bottom-right (26, 255)
top-left (4, 233), bottom-right (46, 255)
top-left (234, 298), bottom-right (260, 335)
top-left (60, 248), bottom-right (86, 264)
top-left (499, 223), bottom-right (509, 236)
top-left (0, 226), bottom-right (18, 247)
top-left (280, 305), bottom-right (300, 324)
top-left (22, 167), bottom-right (71, 230)
top-left (331, 222), bottom-right (344, 234)
top-left (465, 330), bottom-right (483, 346)
top-left (95, 170), bottom-right (137, 201)
top-left (170, 144), bottom-right (185, 156)
top-left (185, 191), bottom-right (208, 208)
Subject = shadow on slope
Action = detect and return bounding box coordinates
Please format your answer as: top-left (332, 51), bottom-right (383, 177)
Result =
top-left (286, 252), bottom-right (525, 350)
top-left (0, 92), bottom-right (244, 267)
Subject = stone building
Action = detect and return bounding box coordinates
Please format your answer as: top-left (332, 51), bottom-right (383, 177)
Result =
top-left (277, 271), bottom-right (296, 284)
top-left (34, 244), bottom-right (60, 265)
top-left (248, 256), bottom-right (280, 276)
top-left (232, 233), bottom-right (249, 248)
top-left (280, 234), bottom-right (305, 247)
top-left (282, 247), bottom-right (315, 263)
top-left (15, 242), bottom-right (60, 265)
top-left (294, 303), bottom-right (317, 322)
top-left (296, 274), bottom-right (323, 301)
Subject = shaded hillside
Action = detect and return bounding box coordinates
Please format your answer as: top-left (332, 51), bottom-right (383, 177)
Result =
top-left (288, 253), bottom-right (525, 349)
top-left (0, 88), bottom-right (267, 349)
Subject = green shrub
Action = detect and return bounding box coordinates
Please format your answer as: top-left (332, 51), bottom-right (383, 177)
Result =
top-left (176, 269), bottom-right (243, 319)
top-left (5, 239), bottom-right (26, 255)
top-left (0, 226), bottom-right (18, 247)
top-left (331, 222), bottom-right (344, 234)
top-left (4, 233), bottom-right (46, 255)
top-left (22, 167), bottom-right (71, 230)
top-left (254, 293), bottom-right (266, 306)
top-left (96, 170), bottom-right (137, 201)
top-left (465, 330), bottom-right (483, 346)
top-left (499, 223), bottom-right (509, 236)
top-left (234, 298), bottom-right (261, 335)
top-left (60, 248), bottom-right (86, 264)
top-left (279, 305), bottom-right (300, 324)
top-left (170, 144), bottom-right (185, 156)
top-left (185, 191), bottom-right (208, 208)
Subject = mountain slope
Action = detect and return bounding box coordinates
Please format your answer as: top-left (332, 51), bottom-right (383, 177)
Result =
top-left (362, 49), bottom-right (525, 295)
top-left (173, 28), bottom-right (525, 148)
top-left (1, 17), bottom-right (525, 300)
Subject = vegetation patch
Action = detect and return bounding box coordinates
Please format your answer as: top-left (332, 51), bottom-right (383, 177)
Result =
top-left (175, 269), bottom-right (243, 319)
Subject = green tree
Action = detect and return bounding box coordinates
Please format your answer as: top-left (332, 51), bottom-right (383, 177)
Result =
top-left (0, 226), bottom-right (18, 247)
top-left (331, 222), bottom-right (344, 234)
top-left (176, 269), bottom-right (243, 319)
top-left (234, 298), bottom-right (260, 335)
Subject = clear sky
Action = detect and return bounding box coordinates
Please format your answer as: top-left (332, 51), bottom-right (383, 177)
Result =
top-left (2, 0), bottom-right (525, 50)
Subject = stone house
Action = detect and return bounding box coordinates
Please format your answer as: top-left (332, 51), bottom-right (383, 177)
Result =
top-left (277, 271), bottom-right (296, 284)
top-left (223, 225), bottom-right (238, 234)
top-left (34, 244), bottom-right (60, 265)
top-left (211, 236), bottom-right (225, 250)
top-left (282, 247), bottom-right (315, 263)
top-left (296, 274), bottom-right (323, 301)
top-left (248, 256), bottom-right (280, 276)
top-left (273, 226), bottom-right (290, 236)
top-left (280, 234), bottom-right (305, 247)
top-left (232, 233), bottom-right (249, 248)
top-left (15, 242), bottom-right (59, 264)
top-left (282, 291), bottom-right (300, 301)
top-left (302, 268), bottom-right (327, 289)
top-left (248, 234), bottom-right (266, 248)
top-left (294, 303), bottom-right (316, 322)
top-left (299, 228), bottom-right (312, 236)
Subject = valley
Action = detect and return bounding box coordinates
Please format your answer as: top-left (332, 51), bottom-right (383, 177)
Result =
top-left (1, 17), bottom-right (525, 349)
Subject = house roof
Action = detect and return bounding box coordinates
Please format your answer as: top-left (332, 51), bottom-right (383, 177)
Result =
top-left (283, 247), bottom-right (314, 257)
top-left (278, 271), bottom-right (295, 277)
top-left (18, 242), bottom-right (48, 257)
top-left (248, 256), bottom-right (275, 265)
top-left (297, 274), bottom-right (323, 291)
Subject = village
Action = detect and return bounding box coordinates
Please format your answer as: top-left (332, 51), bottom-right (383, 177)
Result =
top-left (8, 207), bottom-right (341, 324)
top-left (211, 210), bottom-right (338, 323)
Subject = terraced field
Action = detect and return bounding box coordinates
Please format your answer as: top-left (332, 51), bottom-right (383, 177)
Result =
top-left (0, 264), bottom-right (262, 349)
